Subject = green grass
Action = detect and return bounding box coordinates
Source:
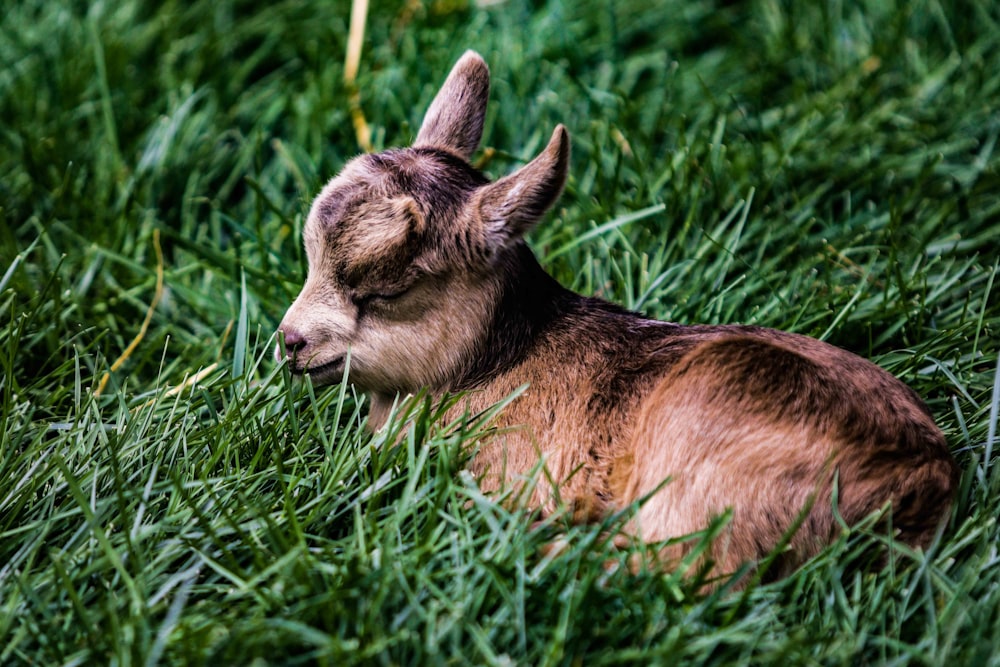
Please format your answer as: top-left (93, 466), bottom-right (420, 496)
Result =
top-left (2, 0), bottom-right (999, 664)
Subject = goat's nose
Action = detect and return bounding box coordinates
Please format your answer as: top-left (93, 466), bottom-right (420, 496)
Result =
top-left (278, 326), bottom-right (307, 354)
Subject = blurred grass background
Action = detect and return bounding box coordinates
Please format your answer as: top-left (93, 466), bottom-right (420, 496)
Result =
top-left (2, 0), bottom-right (999, 664)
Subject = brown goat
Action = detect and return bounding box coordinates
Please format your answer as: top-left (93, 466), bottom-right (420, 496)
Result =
top-left (277, 51), bottom-right (958, 580)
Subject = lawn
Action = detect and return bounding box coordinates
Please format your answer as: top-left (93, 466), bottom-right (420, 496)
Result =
top-left (2, 0), bottom-right (999, 664)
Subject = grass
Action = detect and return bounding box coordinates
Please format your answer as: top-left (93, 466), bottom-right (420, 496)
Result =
top-left (2, 0), bottom-right (999, 664)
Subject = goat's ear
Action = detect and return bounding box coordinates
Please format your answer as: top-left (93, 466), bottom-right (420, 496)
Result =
top-left (414, 51), bottom-right (490, 161)
top-left (473, 125), bottom-right (570, 248)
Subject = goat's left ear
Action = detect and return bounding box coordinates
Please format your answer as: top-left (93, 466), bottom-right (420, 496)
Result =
top-left (473, 125), bottom-right (570, 248)
top-left (414, 51), bottom-right (490, 161)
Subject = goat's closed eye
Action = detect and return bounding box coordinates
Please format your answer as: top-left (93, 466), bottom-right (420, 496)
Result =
top-left (370, 290), bottom-right (407, 303)
top-left (353, 289), bottom-right (408, 313)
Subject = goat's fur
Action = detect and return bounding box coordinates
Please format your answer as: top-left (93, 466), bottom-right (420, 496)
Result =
top-left (278, 51), bottom-right (958, 579)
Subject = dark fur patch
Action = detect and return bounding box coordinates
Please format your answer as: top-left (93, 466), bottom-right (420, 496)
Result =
top-left (452, 242), bottom-right (571, 389)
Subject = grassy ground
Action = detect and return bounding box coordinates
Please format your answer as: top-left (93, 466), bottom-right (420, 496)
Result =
top-left (2, 0), bottom-right (999, 664)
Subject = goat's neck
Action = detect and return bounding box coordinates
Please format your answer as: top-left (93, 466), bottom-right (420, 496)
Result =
top-left (452, 242), bottom-right (580, 391)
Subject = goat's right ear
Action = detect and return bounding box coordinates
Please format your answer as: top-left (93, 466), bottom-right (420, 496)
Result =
top-left (472, 125), bottom-right (570, 249)
top-left (414, 51), bottom-right (490, 161)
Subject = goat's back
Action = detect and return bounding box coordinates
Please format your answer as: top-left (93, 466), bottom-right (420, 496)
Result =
top-left (609, 326), bottom-right (956, 575)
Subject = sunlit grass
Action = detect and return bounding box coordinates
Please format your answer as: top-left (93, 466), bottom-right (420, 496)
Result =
top-left (2, 0), bottom-right (999, 664)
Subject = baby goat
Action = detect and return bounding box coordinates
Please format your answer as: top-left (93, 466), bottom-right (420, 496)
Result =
top-left (277, 51), bottom-right (958, 579)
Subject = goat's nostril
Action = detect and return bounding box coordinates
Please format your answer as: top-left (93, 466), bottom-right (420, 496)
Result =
top-left (279, 327), bottom-right (307, 353)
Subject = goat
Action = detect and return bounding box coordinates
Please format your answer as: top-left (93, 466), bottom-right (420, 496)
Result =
top-left (277, 51), bottom-right (958, 580)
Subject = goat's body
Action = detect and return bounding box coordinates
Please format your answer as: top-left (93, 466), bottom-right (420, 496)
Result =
top-left (363, 244), bottom-right (955, 574)
top-left (279, 51), bottom-right (958, 581)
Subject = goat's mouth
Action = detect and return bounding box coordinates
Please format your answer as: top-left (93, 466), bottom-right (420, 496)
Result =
top-left (290, 355), bottom-right (346, 384)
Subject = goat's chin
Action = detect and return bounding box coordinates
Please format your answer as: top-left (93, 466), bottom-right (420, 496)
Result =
top-left (292, 355), bottom-right (346, 386)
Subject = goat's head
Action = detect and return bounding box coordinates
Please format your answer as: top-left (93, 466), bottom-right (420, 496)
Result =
top-left (277, 51), bottom-right (569, 394)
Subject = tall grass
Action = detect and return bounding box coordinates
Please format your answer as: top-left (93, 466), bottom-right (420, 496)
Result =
top-left (2, 0), bottom-right (999, 664)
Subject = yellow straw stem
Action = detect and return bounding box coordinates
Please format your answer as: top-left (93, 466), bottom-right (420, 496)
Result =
top-left (94, 228), bottom-right (165, 397)
top-left (345, 0), bottom-right (373, 152)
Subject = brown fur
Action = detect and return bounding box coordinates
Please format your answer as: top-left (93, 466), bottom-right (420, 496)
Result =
top-left (277, 51), bottom-right (959, 581)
